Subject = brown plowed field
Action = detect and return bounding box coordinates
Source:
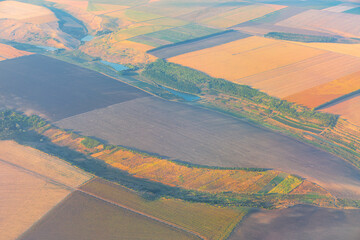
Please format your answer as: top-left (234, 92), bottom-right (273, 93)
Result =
top-left (229, 205), bottom-right (360, 240)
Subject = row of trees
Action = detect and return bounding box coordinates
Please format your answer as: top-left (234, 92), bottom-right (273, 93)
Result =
top-left (142, 60), bottom-right (338, 127)
top-left (265, 32), bottom-right (338, 43)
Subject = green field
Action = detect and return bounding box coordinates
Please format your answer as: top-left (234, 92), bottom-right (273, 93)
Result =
top-left (258, 173), bottom-right (288, 194)
top-left (269, 175), bottom-right (303, 194)
top-left (125, 9), bottom-right (163, 22)
top-left (264, 32), bottom-right (338, 43)
top-left (139, 24), bottom-right (221, 44)
top-left (81, 178), bottom-right (248, 240)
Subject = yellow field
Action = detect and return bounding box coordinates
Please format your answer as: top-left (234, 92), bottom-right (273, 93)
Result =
top-left (81, 178), bottom-right (247, 240)
top-left (297, 42), bottom-right (360, 59)
top-left (286, 70), bottom-right (360, 108)
top-left (238, 51), bottom-right (360, 98)
top-left (169, 36), bottom-right (325, 81)
top-left (0, 159), bottom-right (70, 240)
top-left (0, 1), bottom-right (57, 24)
top-left (201, 4), bottom-right (285, 28)
top-left (0, 43), bottom-right (32, 60)
top-left (0, 140), bottom-right (92, 187)
top-left (322, 95), bottom-right (360, 126)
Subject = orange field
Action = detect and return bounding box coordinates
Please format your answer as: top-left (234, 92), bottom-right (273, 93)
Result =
top-left (169, 36), bottom-right (325, 81)
top-left (0, 140), bottom-right (92, 188)
top-left (276, 9), bottom-right (360, 38)
top-left (47, 0), bottom-right (89, 11)
top-left (238, 51), bottom-right (360, 98)
top-left (297, 42), bottom-right (360, 59)
top-left (0, 1), bottom-right (57, 24)
top-left (0, 161), bottom-right (70, 240)
top-left (0, 43), bottom-right (32, 60)
top-left (322, 94), bottom-right (360, 126)
top-left (286, 70), bottom-right (360, 108)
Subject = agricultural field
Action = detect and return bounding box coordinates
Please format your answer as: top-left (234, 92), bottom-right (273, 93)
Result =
top-left (0, 54), bottom-right (149, 120)
top-left (0, 140), bottom-right (92, 240)
top-left (321, 93), bottom-right (360, 126)
top-left (0, 140), bottom-right (92, 187)
top-left (80, 178), bottom-right (247, 240)
top-left (132, 1), bottom-right (217, 18)
top-left (199, 4), bottom-right (286, 28)
top-left (56, 96), bottom-right (360, 199)
top-left (285, 70), bottom-right (360, 108)
top-left (0, 161), bottom-right (70, 240)
top-left (276, 9), bottom-right (360, 38)
top-left (237, 51), bottom-right (360, 98)
top-left (176, 2), bottom-right (250, 23)
top-left (131, 23), bottom-right (221, 46)
top-left (296, 41), bottom-right (360, 58)
top-left (229, 205), bottom-right (360, 240)
top-left (147, 30), bottom-right (250, 58)
top-left (168, 36), bottom-right (325, 81)
top-left (0, 0), bottom-right (57, 24)
top-left (0, 43), bottom-right (32, 60)
top-left (19, 191), bottom-right (200, 240)
top-left (324, 3), bottom-right (358, 13)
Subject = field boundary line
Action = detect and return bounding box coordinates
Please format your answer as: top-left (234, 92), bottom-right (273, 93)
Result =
top-left (78, 189), bottom-right (207, 240)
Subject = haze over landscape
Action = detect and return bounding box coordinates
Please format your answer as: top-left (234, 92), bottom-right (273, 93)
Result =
top-left (1, 0), bottom-right (360, 239)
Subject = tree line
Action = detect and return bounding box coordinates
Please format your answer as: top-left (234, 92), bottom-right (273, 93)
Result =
top-left (142, 59), bottom-right (338, 127)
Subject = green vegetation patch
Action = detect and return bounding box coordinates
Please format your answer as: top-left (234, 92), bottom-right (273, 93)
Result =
top-left (143, 24), bottom-right (221, 43)
top-left (81, 137), bottom-right (101, 149)
top-left (258, 173), bottom-right (287, 194)
top-left (269, 175), bottom-right (303, 194)
top-left (265, 32), bottom-right (338, 43)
